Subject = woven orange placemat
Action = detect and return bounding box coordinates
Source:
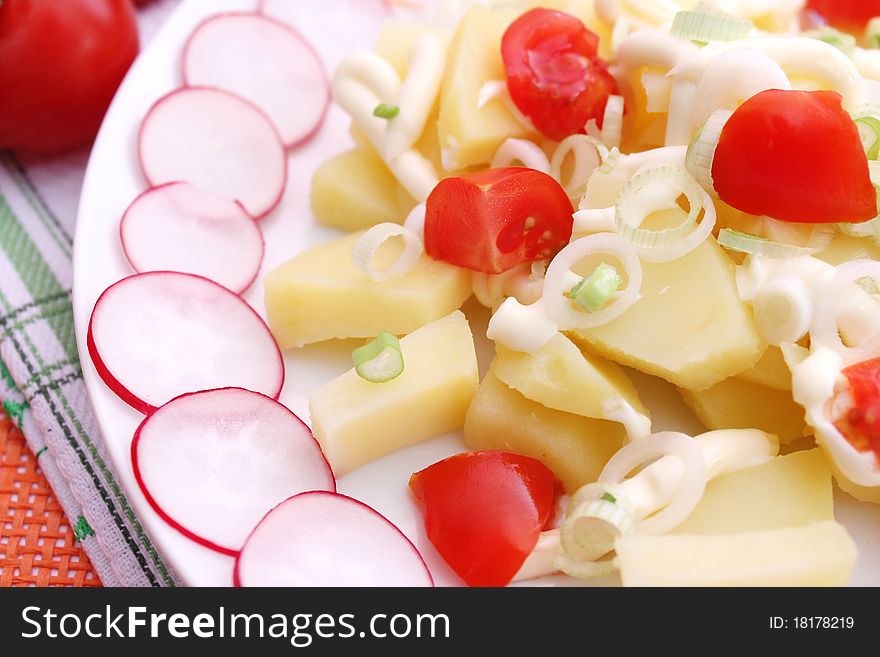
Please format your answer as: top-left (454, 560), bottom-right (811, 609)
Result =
top-left (0, 409), bottom-right (101, 587)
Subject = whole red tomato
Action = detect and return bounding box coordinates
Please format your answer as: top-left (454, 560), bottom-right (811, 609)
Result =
top-left (0, 0), bottom-right (140, 152)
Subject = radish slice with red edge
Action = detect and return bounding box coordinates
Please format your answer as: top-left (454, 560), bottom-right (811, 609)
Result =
top-left (183, 12), bottom-right (330, 148)
top-left (259, 0), bottom-right (390, 69)
top-left (234, 491), bottom-right (433, 587)
top-left (88, 271), bottom-right (284, 414)
top-left (120, 182), bottom-right (264, 294)
top-left (132, 388), bottom-right (334, 555)
top-left (138, 87), bottom-right (286, 219)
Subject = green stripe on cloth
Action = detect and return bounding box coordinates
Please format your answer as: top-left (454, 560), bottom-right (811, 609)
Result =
top-left (0, 191), bottom-right (175, 586)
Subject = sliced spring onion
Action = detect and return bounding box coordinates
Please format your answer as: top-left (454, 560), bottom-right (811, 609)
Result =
top-left (352, 332), bottom-right (404, 383)
top-left (685, 109), bottom-right (732, 194)
top-left (543, 233), bottom-right (642, 330)
top-left (560, 483), bottom-right (636, 562)
top-left (718, 228), bottom-right (814, 260)
top-left (566, 262), bottom-right (622, 313)
top-left (670, 3), bottom-right (752, 44)
top-left (572, 206), bottom-right (617, 234)
top-left (486, 297), bottom-right (558, 354)
top-left (373, 103), bottom-right (400, 119)
top-left (352, 222), bottom-right (423, 282)
top-left (490, 138), bottom-right (551, 173)
top-left (804, 27), bottom-right (857, 56)
top-left (402, 203), bottom-right (426, 241)
top-left (753, 275), bottom-right (813, 346)
top-left (598, 146), bottom-right (622, 175)
top-left (601, 95), bottom-right (625, 149)
top-left (549, 135), bottom-right (602, 197)
top-left (614, 166), bottom-right (716, 262)
top-left (856, 116), bottom-right (880, 161)
top-left (867, 17), bottom-right (880, 50)
top-left (599, 431), bottom-right (708, 535)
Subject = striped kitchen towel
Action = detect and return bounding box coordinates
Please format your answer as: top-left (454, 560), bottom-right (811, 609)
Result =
top-left (0, 154), bottom-right (177, 586)
top-left (0, 0), bottom-right (183, 586)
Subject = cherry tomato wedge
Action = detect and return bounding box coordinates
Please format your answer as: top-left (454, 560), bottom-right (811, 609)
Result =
top-left (711, 89), bottom-right (876, 224)
top-left (0, 0), bottom-right (140, 152)
top-left (424, 167), bottom-right (574, 274)
top-left (501, 8), bottom-right (618, 141)
top-left (807, 0), bottom-right (880, 31)
top-left (834, 357), bottom-right (880, 460)
top-left (409, 451), bottom-right (558, 587)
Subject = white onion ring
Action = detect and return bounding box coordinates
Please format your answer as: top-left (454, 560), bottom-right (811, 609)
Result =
top-left (550, 135), bottom-right (602, 197)
top-left (692, 48), bottom-right (792, 128)
top-left (491, 138), bottom-right (551, 173)
top-left (812, 259), bottom-right (880, 364)
top-left (542, 233), bottom-right (643, 330)
top-left (352, 222), bottom-right (423, 282)
top-left (402, 202), bottom-right (426, 240)
top-left (754, 275), bottom-right (813, 346)
top-left (615, 166), bottom-right (717, 263)
top-left (599, 431), bottom-right (708, 535)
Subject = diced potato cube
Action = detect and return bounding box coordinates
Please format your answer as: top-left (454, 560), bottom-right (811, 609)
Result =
top-left (265, 231), bottom-right (472, 348)
top-left (310, 149), bottom-right (408, 231)
top-left (738, 346), bottom-right (791, 391)
top-left (616, 521), bottom-right (857, 587)
top-left (570, 239), bottom-right (764, 391)
top-left (464, 371), bottom-right (625, 492)
top-left (817, 233), bottom-right (880, 265)
top-left (310, 311), bottom-right (478, 475)
top-left (674, 450), bottom-right (833, 534)
top-left (437, 5), bottom-right (538, 171)
top-left (493, 334), bottom-right (647, 421)
top-left (679, 376), bottom-right (807, 445)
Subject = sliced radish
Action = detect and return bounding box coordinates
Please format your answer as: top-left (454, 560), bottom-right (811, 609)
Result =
top-left (132, 388), bottom-right (334, 555)
top-left (259, 0), bottom-right (390, 69)
top-left (234, 491), bottom-right (433, 587)
top-left (183, 13), bottom-right (330, 148)
top-left (88, 271), bottom-right (284, 414)
top-left (138, 87), bottom-right (286, 219)
top-left (120, 182), bottom-right (264, 294)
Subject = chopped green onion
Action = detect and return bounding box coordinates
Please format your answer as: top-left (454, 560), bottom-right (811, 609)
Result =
top-left (670, 2), bottom-right (752, 45)
top-left (601, 492), bottom-right (617, 504)
top-left (352, 332), bottom-right (404, 383)
top-left (718, 228), bottom-right (812, 260)
top-left (373, 103), bottom-right (400, 119)
top-left (867, 17), bottom-right (880, 50)
top-left (566, 262), bottom-right (622, 313)
top-left (856, 116), bottom-right (880, 161)
top-left (560, 485), bottom-right (636, 562)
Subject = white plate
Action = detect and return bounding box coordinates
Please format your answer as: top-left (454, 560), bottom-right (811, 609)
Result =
top-left (73, 0), bottom-right (880, 587)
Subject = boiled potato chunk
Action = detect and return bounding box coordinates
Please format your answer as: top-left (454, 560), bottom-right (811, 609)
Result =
top-left (464, 371), bottom-right (625, 492)
top-left (616, 521), bottom-right (857, 587)
top-left (311, 149), bottom-right (410, 231)
top-left (373, 19), bottom-right (452, 78)
top-left (310, 311), bottom-right (478, 475)
top-left (570, 239), bottom-right (764, 391)
top-left (737, 346), bottom-right (791, 391)
top-left (679, 376), bottom-right (807, 445)
top-left (437, 5), bottom-right (538, 171)
top-left (493, 334), bottom-right (648, 421)
top-left (831, 462), bottom-right (880, 504)
top-left (674, 450), bottom-right (833, 534)
top-left (265, 231), bottom-right (472, 348)
top-left (817, 233), bottom-right (880, 265)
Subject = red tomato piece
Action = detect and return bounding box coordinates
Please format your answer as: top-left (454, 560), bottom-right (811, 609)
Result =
top-left (409, 451), bottom-right (558, 587)
top-left (807, 0), bottom-right (880, 31)
top-left (711, 89), bottom-right (876, 224)
top-left (424, 167), bottom-right (574, 274)
top-left (834, 357), bottom-right (880, 460)
top-left (502, 8), bottom-right (618, 141)
top-left (0, 0), bottom-right (140, 152)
